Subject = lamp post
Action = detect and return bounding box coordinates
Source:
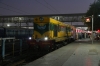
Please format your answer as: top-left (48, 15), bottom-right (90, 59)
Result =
top-left (91, 14), bottom-right (100, 44)
top-left (92, 15), bottom-right (94, 44)
top-left (84, 15), bottom-right (94, 44)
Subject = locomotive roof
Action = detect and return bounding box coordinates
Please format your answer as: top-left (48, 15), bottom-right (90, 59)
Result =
top-left (34, 17), bottom-right (74, 27)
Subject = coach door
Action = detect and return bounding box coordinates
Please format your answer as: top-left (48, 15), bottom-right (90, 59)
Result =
top-left (54, 25), bottom-right (57, 37)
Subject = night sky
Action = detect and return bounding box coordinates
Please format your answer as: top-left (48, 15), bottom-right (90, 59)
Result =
top-left (0, 0), bottom-right (94, 15)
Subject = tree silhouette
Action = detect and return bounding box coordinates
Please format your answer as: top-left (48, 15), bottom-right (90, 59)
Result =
top-left (85, 0), bottom-right (100, 30)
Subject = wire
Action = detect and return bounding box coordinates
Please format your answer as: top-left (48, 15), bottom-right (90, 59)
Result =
top-left (35, 0), bottom-right (58, 14)
top-left (0, 6), bottom-right (25, 15)
top-left (0, 2), bottom-right (30, 14)
top-left (43, 0), bottom-right (61, 13)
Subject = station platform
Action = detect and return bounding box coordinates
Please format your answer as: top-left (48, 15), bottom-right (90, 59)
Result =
top-left (23, 38), bottom-right (100, 66)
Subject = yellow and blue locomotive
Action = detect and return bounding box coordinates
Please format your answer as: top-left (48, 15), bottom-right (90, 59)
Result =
top-left (28, 17), bottom-right (76, 51)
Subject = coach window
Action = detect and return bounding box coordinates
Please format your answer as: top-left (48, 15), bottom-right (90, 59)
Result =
top-left (22, 30), bottom-right (24, 35)
top-left (19, 30), bottom-right (21, 35)
top-left (49, 23), bottom-right (54, 30)
top-left (6, 30), bottom-right (9, 36)
top-left (15, 30), bottom-right (18, 35)
top-left (66, 26), bottom-right (69, 35)
top-left (58, 25), bottom-right (61, 31)
top-left (25, 30), bottom-right (27, 35)
top-left (7, 30), bottom-right (12, 35)
top-left (54, 25), bottom-right (57, 37)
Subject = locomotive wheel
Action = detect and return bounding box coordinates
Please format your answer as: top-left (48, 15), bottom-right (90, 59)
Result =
top-left (63, 41), bottom-right (67, 45)
top-left (56, 44), bottom-right (59, 49)
top-left (32, 45), bottom-right (39, 52)
top-left (51, 43), bottom-right (55, 51)
top-left (45, 45), bottom-right (50, 53)
top-left (60, 44), bottom-right (63, 47)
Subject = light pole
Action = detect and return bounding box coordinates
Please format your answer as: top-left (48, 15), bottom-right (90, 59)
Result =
top-left (92, 15), bottom-right (94, 44)
top-left (84, 15), bottom-right (94, 44)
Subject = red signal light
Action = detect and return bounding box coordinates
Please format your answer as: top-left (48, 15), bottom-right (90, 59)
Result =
top-left (97, 30), bottom-right (100, 32)
top-left (86, 18), bottom-right (90, 22)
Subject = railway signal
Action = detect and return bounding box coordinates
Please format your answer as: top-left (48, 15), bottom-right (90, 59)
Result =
top-left (85, 18), bottom-right (90, 22)
top-left (97, 29), bottom-right (100, 32)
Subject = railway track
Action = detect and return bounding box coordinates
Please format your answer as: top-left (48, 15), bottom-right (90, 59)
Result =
top-left (0, 41), bottom-right (72, 66)
top-left (0, 50), bottom-right (50, 66)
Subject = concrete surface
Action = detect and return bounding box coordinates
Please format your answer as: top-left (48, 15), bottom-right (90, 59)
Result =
top-left (23, 38), bottom-right (100, 66)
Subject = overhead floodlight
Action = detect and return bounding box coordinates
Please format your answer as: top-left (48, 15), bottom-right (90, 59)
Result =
top-left (7, 24), bottom-right (10, 27)
top-left (98, 15), bottom-right (100, 17)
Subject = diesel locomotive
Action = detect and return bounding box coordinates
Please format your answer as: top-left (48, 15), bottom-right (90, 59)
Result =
top-left (28, 17), bottom-right (76, 51)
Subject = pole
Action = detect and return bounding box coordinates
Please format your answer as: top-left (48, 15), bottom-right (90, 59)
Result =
top-left (92, 15), bottom-right (93, 44)
top-left (2, 39), bottom-right (5, 60)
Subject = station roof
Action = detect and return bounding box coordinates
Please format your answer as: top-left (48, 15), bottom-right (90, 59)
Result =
top-left (0, 13), bottom-right (85, 17)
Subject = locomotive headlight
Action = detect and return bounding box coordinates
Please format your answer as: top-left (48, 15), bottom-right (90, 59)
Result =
top-left (29, 37), bottom-right (32, 40)
top-left (44, 37), bottom-right (48, 41)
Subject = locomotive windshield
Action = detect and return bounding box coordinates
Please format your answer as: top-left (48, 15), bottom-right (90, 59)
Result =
top-left (34, 23), bottom-right (49, 35)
